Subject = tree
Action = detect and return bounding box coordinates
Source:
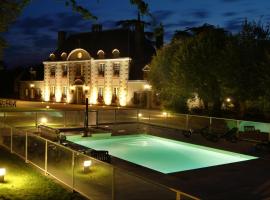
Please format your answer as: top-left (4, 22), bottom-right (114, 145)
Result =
top-left (0, 0), bottom-right (149, 65)
top-left (149, 24), bottom-right (230, 114)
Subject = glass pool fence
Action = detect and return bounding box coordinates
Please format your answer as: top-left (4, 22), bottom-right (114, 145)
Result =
top-left (0, 122), bottom-right (199, 200)
top-left (1, 109), bottom-right (270, 135)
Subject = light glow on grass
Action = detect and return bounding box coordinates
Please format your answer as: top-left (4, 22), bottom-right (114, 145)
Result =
top-left (0, 168), bottom-right (6, 176)
top-left (40, 117), bottom-right (48, 124)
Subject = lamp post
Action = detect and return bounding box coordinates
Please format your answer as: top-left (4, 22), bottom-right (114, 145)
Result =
top-left (83, 98), bottom-right (89, 137)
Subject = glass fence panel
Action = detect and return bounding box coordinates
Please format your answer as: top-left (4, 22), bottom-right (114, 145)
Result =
top-left (47, 141), bottom-right (73, 187)
top-left (73, 153), bottom-right (113, 200)
top-left (27, 134), bottom-right (45, 169)
top-left (89, 111), bottom-right (97, 126)
top-left (188, 115), bottom-right (209, 130)
top-left (115, 109), bottom-right (137, 123)
top-left (5, 112), bottom-right (36, 127)
top-left (114, 168), bottom-right (176, 200)
top-left (65, 111), bottom-right (84, 127)
top-left (211, 118), bottom-right (237, 133)
top-left (0, 124), bottom-right (11, 149)
top-left (12, 128), bottom-right (26, 158)
top-left (163, 113), bottom-right (187, 130)
top-left (37, 111), bottom-right (65, 128)
top-left (98, 110), bottom-right (115, 124)
top-left (138, 110), bottom-right (150, 123)
top-left (148, 110), bottom-right (166, 125)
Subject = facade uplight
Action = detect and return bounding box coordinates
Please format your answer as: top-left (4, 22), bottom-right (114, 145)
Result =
top-left (144, 84), bottom-right (152, 90)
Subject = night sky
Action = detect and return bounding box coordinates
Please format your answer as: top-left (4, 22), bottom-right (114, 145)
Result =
top-left (3, 0), bottom-right (270, 68)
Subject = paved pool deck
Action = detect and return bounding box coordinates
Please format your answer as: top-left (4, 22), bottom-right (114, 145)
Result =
top-left (101, 123), bottom-right (270, 200)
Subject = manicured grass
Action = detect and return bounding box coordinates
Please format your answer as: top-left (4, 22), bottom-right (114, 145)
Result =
top-left (0, 147), bottom-right (85, 200)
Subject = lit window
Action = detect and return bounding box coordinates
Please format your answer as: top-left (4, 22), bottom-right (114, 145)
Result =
top-left (77, 52), bottom-right (82, 59)
top-left (62, 86), bottom-right (67, 97)
top-left (97, 87), bottom-right (104, 103)
top-left (112, 87), bottom-right (119, 103)
top-left (76, 64), bottom-right (82, 76)
top-left (50, 66), bottom-right (55, 77)
top-left (113, 63), bottom-right (120, 76)
top-left (98, 63), bottom-right (105, 77)
top-left (50, 86), bottom-right (55, 95)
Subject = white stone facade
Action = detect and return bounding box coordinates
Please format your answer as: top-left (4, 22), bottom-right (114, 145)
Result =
top-left (41, 48), bottom-right (130, 106)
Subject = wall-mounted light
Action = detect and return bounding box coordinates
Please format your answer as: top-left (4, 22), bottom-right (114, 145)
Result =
top-left (46, 106), bottom-right (50, 109)
top-left (0, 168), bottom-right (6, 183)
top-left (144, 84), bottom-right (152, 90)
top-left (83, 160), bottom-right (92, 173)
top-left (138, 113), bottom-right (142, 117)
top-left (226, 98), bottom-right (231, 103)
top-left (30, 84), bottom-right (35, 88)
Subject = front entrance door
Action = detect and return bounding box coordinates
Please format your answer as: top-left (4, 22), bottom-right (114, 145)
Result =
top-left (75, 86), bottom-right (84, 104)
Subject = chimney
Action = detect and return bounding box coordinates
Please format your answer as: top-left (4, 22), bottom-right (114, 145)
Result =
top-left (58, 31), bottom-right (66, 48)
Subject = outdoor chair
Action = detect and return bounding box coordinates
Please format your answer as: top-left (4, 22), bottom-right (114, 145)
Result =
top-left (89, 150), bottom-right (111, 163)
top-left (200, 126), bottom-right (238, 142)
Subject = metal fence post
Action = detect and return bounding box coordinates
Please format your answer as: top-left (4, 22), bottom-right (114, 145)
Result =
top-left (137, 109), bottom-right (139, 122)
top-left (209, 117), bottom-right (212, 132)
top-left (10, 127), bottom-right (13, 153)
top-left (114, 109), bottom-right (117, 124)
top-left (25, 131), bottom-right (28, 163)
top-left (45, 140), bottom-right (48, 175)
top-left (185, 114), bottom-right (189, 130)
top-left (176, 192), bottom-right (181, 200)
top-left (4, 112), bottom-right (6, 123)
top-left (64, 111), bottom-right (67, 127)
top-left (35, 112), bottom-right (38, 128)
top-left (112, 167), bottom-right (115, 200)
top-left (72, 151), bottom-right (75, 192)
top-left (96, 110), bottom-right (99, 127)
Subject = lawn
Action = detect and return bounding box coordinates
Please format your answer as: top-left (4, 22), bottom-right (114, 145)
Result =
top-left (0, 147), bottom-right (85, 200)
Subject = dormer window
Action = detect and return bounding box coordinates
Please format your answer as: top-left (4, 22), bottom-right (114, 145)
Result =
top-left (112, 49), bottom-right (120, 58)
top-left (98, 63), bottom-right (105, 77)
top-left (50, 66), bottom-right (55, 77)
top-left (113, 63), bottom-right (120, 77)
top-left (97, 50), bottom-right (105, 59)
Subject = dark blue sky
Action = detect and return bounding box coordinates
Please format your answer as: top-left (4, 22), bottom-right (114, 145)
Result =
top-left (3, 0), bottom-right (270, 68)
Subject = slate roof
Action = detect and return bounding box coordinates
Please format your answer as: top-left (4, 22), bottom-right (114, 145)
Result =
top-left (51, 28), bottom-right (156, 80)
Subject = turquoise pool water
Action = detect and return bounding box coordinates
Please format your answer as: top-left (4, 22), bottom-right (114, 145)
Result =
top-left (67, 134), bottom-right (257, 173)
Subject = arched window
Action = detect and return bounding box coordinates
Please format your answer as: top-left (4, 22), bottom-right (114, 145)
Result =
top-left (49, 53), bottom-right (56, 61)
top-left (97, 50), bottom-right (105, 59)
top-left (61, 52), bottom-right (67, 60)
top-left (112, 49), bottom-right (120, 58)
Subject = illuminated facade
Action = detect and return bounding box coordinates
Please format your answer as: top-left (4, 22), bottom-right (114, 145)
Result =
top-left (19, 25), bottom-right (160, 107)
top-left (43, 48), bottom-right (130, 106)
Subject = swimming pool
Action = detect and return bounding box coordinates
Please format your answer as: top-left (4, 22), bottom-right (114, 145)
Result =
top-left (67, 134), bottom-right (257, 173)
